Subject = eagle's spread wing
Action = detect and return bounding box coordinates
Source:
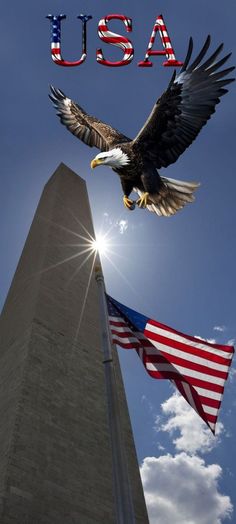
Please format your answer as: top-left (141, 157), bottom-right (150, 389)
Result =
top-left (49, 86), bottom-right (131, 152)
top-left (133, 36), bottom-right (235, 169)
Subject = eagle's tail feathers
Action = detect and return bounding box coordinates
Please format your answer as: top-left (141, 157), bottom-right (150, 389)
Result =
top-left (161, 176), bottom-right (200, 194)
top-left (134, 177), bottom-right (199, 217)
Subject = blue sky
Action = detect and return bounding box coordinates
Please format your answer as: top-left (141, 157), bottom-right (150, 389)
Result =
top-left (1, 1), bottom-right (236, 522)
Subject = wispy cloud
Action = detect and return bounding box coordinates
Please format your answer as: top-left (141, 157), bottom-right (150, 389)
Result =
top-left (213, 325), bottom-right (226, 332)
top-left (195, 335), bottom-right (217, 344)
top-left (101, 212), bottom-right (129, 235)
top-left (141, 395), bottom-right (158, 421)
top-left (118, 219), bottom-right (128, 234)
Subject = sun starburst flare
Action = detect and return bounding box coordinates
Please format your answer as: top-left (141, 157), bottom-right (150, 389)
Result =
top-left (90, 234), bottom-right (109, 256)
top-left (29, 202), bottom-right (136, 349)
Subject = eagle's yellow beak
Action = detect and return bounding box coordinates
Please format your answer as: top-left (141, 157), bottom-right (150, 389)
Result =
top-left (91, 158), bottom-right (102, 169)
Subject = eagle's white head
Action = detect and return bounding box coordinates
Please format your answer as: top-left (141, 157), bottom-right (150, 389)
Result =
top-left (91, 148), bottom-right (130, 170)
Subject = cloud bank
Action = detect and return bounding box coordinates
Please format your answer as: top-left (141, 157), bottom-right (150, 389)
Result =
top-left (140, 392), bottom-right (233, 523)
top-left (141, 452), bottom-right (233, 524)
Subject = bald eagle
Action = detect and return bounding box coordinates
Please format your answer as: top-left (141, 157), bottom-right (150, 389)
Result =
top-left (49, 36), bottom-right (234, 217)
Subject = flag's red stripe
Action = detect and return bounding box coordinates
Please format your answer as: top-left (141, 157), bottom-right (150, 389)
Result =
top-left (109, 319), bottom-right (129, 327)
top-left (174, 380), bottom-right (210, 424)
top-left (144, 369), bottom-right (164, 379)
top-left (147, 319), bottom-right (234, 352)
top-left (143, 366), bottom-right (224, 394)
top-left (144, 365), bottom-right (224, 388)
top-left (144, 329), bottom-right (232, 366)
top-left (111, 329), bottom-right (136, 338)
top-left (198, 395), bottom-right (221, 409)
top-left (145, 352), bottom-right (228, 380)
top-left (205, 412), bottom-right (217, 423)
top-left (111, 332), bottom-right (152, 349)
top-left (112, 338), bottom-right (141, 350)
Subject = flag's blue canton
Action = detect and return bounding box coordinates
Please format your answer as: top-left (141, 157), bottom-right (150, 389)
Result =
top-left (107, 295), bottom-right (148, 332)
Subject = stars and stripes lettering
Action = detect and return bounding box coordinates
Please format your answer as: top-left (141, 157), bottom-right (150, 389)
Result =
top-left (107, 295), bottom-right (234, 433)
top-left (97, 14), bottom-right (134, 67)
top-left (138, 14), bottom-right (183, 67)
top-left (46, 14), bottom-right (92, 67)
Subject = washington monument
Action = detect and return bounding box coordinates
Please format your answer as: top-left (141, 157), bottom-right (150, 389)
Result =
top-left (0, 163), bottom-right (149, 523)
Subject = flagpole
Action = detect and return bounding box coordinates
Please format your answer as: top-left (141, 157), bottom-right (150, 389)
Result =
top-left (95, 265), bottom-right (136, 524)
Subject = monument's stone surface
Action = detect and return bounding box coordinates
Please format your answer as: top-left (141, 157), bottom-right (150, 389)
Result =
top-left (0, 164), bottom-right (149, 523)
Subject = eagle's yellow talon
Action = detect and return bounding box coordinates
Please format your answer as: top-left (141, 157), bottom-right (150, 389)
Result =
top-left (137, 192), bottom-right (149, 208)
top-left (123, 196), bottom-right (135, 210)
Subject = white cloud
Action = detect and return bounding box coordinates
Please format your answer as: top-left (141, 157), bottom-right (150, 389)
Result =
top-left (214, 326), bottom-right (226, 333)
top-left (101, 212), bottom-right (129, 234)
top-left (158, 392), bottom-right (224, 455)
top-left (141, 392), bottom-right (232, 523)
top-left (140, 452), bottom-right (233, 524)
top-left (117, 219), bottom-right (128, 234)
top-left (194, 335), bottom-right (217, 344)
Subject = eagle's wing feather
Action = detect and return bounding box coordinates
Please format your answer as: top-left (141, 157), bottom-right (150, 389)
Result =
top-left (49, 86), bottom-right (131, 152)
top-left (133, 36), bottom-right (235, 169)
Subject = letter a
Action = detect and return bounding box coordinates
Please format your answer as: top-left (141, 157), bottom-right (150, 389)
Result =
top-left (46, 14), bottom-right (92, 67)
top-left (139, 14), bottom-right (183, 67)
top-left (97, 14), bottom-right (134, 67)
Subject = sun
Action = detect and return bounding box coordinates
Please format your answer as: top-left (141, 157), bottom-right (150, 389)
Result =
top-left (91, 234), bottom-right (109, 255)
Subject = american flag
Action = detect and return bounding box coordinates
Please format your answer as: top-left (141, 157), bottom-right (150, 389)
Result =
top-left (107, 295), bottom-right (234, 433)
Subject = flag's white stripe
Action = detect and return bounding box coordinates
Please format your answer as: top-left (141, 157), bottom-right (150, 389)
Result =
top-left (145, 323), bottom-right (233, 359)
top-left (146, 362), bottom-right (225, 386)
top-left (113, 335), bottom-right (151, 348)
top-left (111, 324), bottom-right (152, 347)
top-left (202, 404), bottom-right (218, 416)
top-left (110, 324), bottom-right (133, 333)
top-left (112, 335), bottom-right (140, 345)
top-left (194, 387), bottom-right (222, 402)
top-left (145, 340), bottom-right (229, 373)
top-left (111, 326), bottom-right (151, 346)
top-left (109, 316), bottom-right (127, 324)
top-left (208, 421), bottom-right (216, 431)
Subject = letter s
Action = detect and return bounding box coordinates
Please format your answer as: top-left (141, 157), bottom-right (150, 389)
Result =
top-left (97, 14), bottom-right (134, 67)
